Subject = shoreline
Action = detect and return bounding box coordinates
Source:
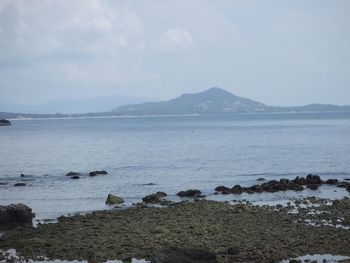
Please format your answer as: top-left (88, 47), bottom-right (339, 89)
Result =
top-left (0, 197), bottom-right (349, 263)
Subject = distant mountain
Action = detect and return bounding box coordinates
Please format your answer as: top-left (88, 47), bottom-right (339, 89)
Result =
top-left (1, 88), bottom-right (350, 119)
top-left (113, 87), bottom-right (267, 115)
top-left (0, 95), bottom-right (154, 114)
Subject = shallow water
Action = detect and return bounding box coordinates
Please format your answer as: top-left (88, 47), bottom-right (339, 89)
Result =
top-left (0, 249), bottom-right (149, 263)
top-left (0, 112), bottom-right (350, 220)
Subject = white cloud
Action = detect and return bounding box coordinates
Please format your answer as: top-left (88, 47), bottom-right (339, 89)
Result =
top-left (0, 0), bottom-right (144, 59)
top-left (158, 28), bottom-right (195, 51)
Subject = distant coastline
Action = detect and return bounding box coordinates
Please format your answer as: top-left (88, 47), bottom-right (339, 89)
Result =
top-left (1, 88), bottom-right (350, 119)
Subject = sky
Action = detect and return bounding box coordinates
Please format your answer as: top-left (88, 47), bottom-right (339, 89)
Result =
top-left (0, 0), bottom-right (349, 107)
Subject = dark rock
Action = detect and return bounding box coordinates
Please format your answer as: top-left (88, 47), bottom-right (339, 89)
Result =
top-left (105, 194), bottom-right (124, 205)
top-left (66, 172), bottom-right (79, 176)
top-left (287, 182), bottom-right (304, 191)
top-left (0, 182), bottom-right (8, 185)
top-left (289, 259), bottom-right (301, 263)
top-left (346, 185), bottom-right (350, 193)
top-left (14, 183), bottom-right (26, 187)
top-left (221, 189), bottom-right (232, 195)
top-left (0, 119), bottom-right (11, 126)
top-left (306, 174), bottom-right (322, 185)
top-left (142, 183), bottom-right (156, 186)
top-left (257, 177), bottom-right (266, 182)
top-left (156, 191), bottom-right (167, 197)
top-left (0, 203), bottom-right (34, 225)
top-left (249, 185), bottom-right (263, 193)
top-left (70, 176), bottom-right (80, 179)
top-left (143, 192), bottom-right (167, 203)
top-left (337, 182), bottom-right (350, 188)
top-left (344, 178), bottom-right (350, 181)
top-left (267, 180), bottom-right (279, 186)
top-left (89, 170), bottom-right (108, 176)
top-left (215, 185), bottom-right (231, 192)
top-left (293, 176), bottom-right (307, 185)
top-left (325, 179), bottom-right (338, 185)
top-left (177, 189), bottom-right (201, 197)
top-left (231, 185), bottom-right (243, 194)
top-left (262, 181), bottom-right (279, 193)
top-left (279, 178), bottom-right (290, 185)
top-left (151, 247), bottom-right (216, 263)
top-left (20, 173), bottom-right (26, 177)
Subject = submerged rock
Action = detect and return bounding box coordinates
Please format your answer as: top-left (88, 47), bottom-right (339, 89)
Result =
top-left (70, 175), bottom-right (80, 179)
top-left (105, 194), bottom-right (124, 205)
top-left (151, 247), bottom-right (216, 263)
top-left (142, 183), bottom-right (157, 186)
top-left (90, 170), bottom-right (108, 176)
top-left (177, 189), bottom-right (201, 197)
top-left (14, 183), bottom-right (26, 187)
top-left (66, 172), bottom-right (79, 176)
top-left (0, 203), bottom-right (34, 225)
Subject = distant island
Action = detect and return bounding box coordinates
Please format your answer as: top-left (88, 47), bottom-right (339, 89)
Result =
top-left (0, 119), bottom-right (11, 126)
top-left (1, 87), bottom-right (350, 119)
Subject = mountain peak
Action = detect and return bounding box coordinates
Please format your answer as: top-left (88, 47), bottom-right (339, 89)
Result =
top-left (115, 87), bottom-right (266, 115)
top-left (204, 87), bottom-right (232, 93)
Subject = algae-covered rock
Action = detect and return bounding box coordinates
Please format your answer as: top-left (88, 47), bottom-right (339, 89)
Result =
top-left (0, 203), bottom-right (34, 225)
top-left (105, 194), bottom-right (124, 205)
top-left (177, 189), bottom-right (201, 197)
top-left (142, 192), bottom-right (167, 203)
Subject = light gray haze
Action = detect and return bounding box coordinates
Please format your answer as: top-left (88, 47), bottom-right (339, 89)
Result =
top-left (0, 0), bottom-right (349, 111)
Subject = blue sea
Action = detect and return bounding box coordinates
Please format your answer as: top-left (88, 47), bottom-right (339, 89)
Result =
top-left (1, 112), bottom-right (350, 221)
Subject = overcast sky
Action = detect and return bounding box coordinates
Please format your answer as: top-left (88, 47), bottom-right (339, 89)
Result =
top-left (0, 0), bottom-right (349, 106)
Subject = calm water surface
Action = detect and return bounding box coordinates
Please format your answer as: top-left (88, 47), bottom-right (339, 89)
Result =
top-left (1, 113), bottom-right (350, 220)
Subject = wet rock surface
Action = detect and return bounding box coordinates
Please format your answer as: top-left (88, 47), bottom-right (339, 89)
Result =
top-left (89, 170), bottom-right (108, 176)
top-left (142, 192), bottom-right (167, 203)
top-left (13, 183), bottom-right (26, 187)
top-left (177, 189), bottom-right (202, 197)
top-left (215, 175), bottom-right (350, 195)
top-left (66, 172), bottom-right (79, 176)
top-left (0, 200), bottom-right (349, 263)
top-left (0, 204), bottom-right (34, 226)
top-left (105, 194), bottom-right (124, 205)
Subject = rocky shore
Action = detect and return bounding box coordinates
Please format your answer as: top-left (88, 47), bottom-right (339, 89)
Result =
top-left (0, 198), bottom-right (349, 263)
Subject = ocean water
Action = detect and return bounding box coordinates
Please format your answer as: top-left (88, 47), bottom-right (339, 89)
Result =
top-left (0, 112), bottom-right (350, 220)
